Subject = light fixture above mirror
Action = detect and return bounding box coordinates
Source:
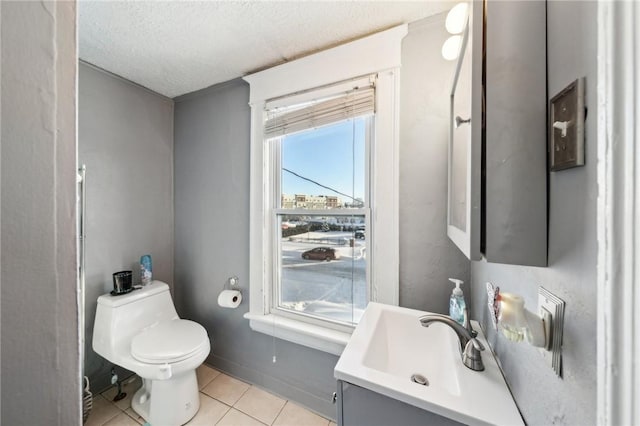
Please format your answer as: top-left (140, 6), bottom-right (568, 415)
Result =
top-left (446, 2), bottom-right (469, 34)
top-left (442, 35), bottom-right (462, 61)
top-left (442, 2), bottom-right (469, 61)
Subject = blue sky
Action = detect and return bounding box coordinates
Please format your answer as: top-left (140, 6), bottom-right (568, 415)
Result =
top-left (281, 117), bottom-right (366, 202)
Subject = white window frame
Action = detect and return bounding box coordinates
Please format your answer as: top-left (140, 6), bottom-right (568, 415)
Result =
top-left (243, 25), bottom-right (407, 356)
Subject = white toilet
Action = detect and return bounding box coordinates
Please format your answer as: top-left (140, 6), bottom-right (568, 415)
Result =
top-left (93, 280), bottom-right (210, 425)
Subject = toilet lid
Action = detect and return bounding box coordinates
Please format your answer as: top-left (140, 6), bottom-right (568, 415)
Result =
top-left (131, 320), bottom-right (208, 364)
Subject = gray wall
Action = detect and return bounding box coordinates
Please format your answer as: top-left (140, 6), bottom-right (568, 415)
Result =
top-left (173, 15), bottom-right (467, 420)
top-left (174, 79), bottom-right (341, 419)
top-left (400, 15), bottom-right (470, 314)
top-left (470, 2), bottom-right (597, 425)
top-left (1, 1), bottom-right (80, 424)
top-left (79, 62), bottom-right (175, 392)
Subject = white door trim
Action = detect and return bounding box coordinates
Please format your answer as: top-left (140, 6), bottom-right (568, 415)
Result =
top-left (596, 1), bottom-right (640, 425)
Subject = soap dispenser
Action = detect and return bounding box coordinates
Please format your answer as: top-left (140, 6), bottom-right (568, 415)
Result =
top-left (449, 278), bottom-right (466, 326)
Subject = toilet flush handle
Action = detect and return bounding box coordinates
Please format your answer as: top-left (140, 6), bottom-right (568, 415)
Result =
top-left (158, 363), bottom-right (172, 380)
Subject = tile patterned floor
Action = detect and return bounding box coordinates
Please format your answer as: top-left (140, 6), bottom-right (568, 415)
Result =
top-left (86, 364), bottom-right (337, 426)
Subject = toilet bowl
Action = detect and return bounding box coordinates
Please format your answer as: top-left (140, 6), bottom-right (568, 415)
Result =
top-left (93, 281), bottom-right (210, 426)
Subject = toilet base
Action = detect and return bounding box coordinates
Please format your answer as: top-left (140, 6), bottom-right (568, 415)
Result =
top-left (132, 370), bottom-right (200, 426)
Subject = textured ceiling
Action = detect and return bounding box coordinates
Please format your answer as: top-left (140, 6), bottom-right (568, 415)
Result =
top-left (79, 1), bottom-right (453, 98)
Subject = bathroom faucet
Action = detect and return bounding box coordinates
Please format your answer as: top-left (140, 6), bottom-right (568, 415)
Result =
top-left (419, 310), bottom-right (485, 371)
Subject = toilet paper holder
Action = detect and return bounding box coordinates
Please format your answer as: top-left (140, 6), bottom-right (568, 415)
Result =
top-left (217, 276), bottom-right (243, 309)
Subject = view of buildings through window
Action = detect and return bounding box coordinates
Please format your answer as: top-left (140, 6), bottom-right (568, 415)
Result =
top-left (275, 117), bottom-right (370, 324)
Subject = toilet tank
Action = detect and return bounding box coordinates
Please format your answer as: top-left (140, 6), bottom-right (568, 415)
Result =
top-left (93, 281), bottom-right (178, 362)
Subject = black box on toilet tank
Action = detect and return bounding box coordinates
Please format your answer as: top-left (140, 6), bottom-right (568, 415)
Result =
top-left (112, 271), bottom-right (133, 295)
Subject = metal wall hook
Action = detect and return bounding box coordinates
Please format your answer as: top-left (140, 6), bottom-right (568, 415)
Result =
top-left (454, 115), bottom-right (471, 128)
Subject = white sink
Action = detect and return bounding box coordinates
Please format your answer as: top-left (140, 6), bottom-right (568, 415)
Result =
top-left (335, 303), bottom-right (524, 425)
top-left (361, 306), bottom-right (462, 397)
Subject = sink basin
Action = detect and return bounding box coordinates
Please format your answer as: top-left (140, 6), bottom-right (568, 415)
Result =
top-left (335, 303), bottom-right (524, 425)
top-left (361, 307), bottom-right (462, 397)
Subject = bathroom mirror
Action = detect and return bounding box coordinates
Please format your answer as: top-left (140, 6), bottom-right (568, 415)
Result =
top-left (446, 11), bottom-right (481, 261)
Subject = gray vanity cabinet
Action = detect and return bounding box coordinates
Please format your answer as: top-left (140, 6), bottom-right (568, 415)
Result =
top-left (336, 380), bottom-right (465, 426)
top-left (447, 0), bottom-right (548, 266)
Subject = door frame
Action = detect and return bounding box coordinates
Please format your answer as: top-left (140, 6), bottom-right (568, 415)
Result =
top-left (596, 1), bottom-right (640, 424)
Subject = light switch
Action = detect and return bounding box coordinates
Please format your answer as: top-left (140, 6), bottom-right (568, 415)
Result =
top-left (549, 78), bottom-right (585, 171)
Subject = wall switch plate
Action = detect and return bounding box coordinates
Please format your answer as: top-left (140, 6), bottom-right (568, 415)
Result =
top-left (538, 287), bottom-right (565, 377)
top-left (549, 77), bottom-right (585, 171)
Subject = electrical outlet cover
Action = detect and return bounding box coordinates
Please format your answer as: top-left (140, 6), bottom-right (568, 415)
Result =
top-left (538, 287), bottom-right (565, 377)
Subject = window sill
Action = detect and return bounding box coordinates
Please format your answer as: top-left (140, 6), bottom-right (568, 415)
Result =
top-left (244, 312), bottom-right (352, 356)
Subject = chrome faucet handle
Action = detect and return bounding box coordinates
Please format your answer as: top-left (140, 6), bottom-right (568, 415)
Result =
top-left (463, 339), bottom-right (485, 371)
top-left (463, 308), bottom-right (478, 338)
top-left (467, 337), bottom-right (485, 351)
top-left (462, 310), bottom-right (485, 371)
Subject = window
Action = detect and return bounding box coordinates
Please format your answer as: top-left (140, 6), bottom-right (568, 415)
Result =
top-left (273, 112), bottom-right (371, 326)
top-left (243, 25), bottom-right (407, 355)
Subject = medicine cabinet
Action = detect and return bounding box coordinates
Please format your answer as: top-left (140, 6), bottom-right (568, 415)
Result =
top-left (447, 0), bottom-right (547, 266)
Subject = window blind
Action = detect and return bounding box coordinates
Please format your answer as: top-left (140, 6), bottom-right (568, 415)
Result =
top-left (264, 85), bottom-right (375, 139)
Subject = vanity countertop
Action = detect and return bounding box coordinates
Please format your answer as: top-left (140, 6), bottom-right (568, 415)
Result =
top-left (334, 303), bottom-right (524, 426)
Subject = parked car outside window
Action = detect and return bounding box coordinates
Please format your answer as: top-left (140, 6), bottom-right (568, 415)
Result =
top-left (301, 247), bottom-right (340, 261)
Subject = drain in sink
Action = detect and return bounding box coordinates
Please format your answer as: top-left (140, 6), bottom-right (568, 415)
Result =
top-left (411, 374), bottom-right (429, 386)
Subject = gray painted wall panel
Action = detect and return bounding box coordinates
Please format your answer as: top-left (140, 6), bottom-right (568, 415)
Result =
top-left (400, 15), bottom-right (471, 314)
top-left (79, 63), bottom-right (175, 392)
top-left (1, 2), bottom-right (80, 423)
top-left (173, 15), bottom-right (470, 420)
top-left (471, 2), bottom-right (597, 424)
